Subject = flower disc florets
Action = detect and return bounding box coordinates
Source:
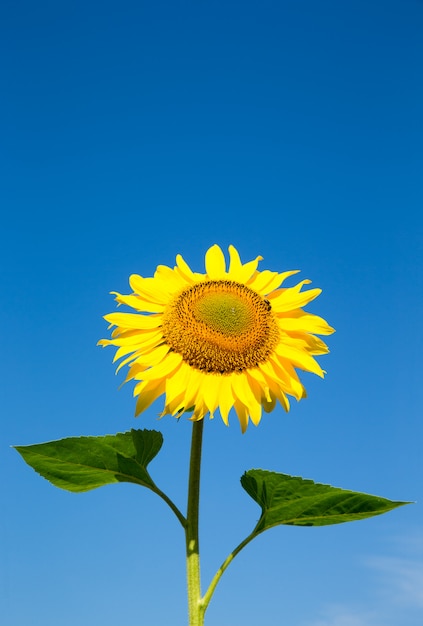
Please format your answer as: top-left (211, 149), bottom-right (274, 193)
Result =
top-left (99, 244), bottom-right (334, 432)
top-left (162, 281), bottom-right (280, 374)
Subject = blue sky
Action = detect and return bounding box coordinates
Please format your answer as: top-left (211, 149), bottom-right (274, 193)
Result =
top-left (1, 1), bottom-right (422, 624)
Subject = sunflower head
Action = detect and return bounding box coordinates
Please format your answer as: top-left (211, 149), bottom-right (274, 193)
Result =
top-left (98, 244), bottom-right (334, 432)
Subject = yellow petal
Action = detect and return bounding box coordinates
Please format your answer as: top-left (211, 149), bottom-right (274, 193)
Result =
top-left (137, 351), bottom-right (183, 381)
top-left (119, 342), bottom-right (170, 378)
top-left (266, 379), bottom-right (290, 412)
top-left (126, 343), bottom-right (169, 369)
top-left (134, 379), bottom-right (166, 416)
top-left (276, 332), bottom-right (329, 357)
top-left (182, 367), bottom-right (203, 411)
top-left (190, 400), bottom-right (208, 421)
top-left (269, 285), bottom-right (322, 313)
top-left (125, 361), bottom-right (149, 382)
top-left (257, 358), bottom-right (298, 398)
top-left (113, 349), bottom-right (145, 374)
top-left (131, 274), bottom-right (181, 301)
top-left (115, 339), bottom-right (164, 362)
top-left (104, 312), bottom-right (161, 330)
top-left (129, 274), bottom-right (170, 304)
top-left (175, 254), bottom-right (204, 284)
top-left (205, 244), bottom-right (227, 279)
top-left (202, 374), bottom-right (223, 415)
top-left (246, 367), bottom-right (278, 412)
top-left (248, 270), bottom-right (300, 295)
top-left (100, 329), bottom-right (163, 348)
top-left (227, 245), bottom-right (263, 283)
top-left (218, 376), bottom-right (235, 425)
top-left (113, 293), bottom-right (164, 313)
top-left (231, 374), bottom-right (262, 426)
top-left (154, 264), bottom-right (187, 290)
top-left (262, 391), bottom-right (277, 413)
top-left (267, 354), bottom-right (306, 399)
top-left (274, 343), bottom-right (324, 377)
top-left (276, 310), bottom-right (335, 335)
top-left (109, 326), bottom-right (139, 340)
top-left (165, 362), bottom-right (190, 408)
top-left (233, 399), bottom-right (249, 433)
top-left (294, 334), bottom-right (330, 355)
top-left (247, 368), bottom-right (272, 403)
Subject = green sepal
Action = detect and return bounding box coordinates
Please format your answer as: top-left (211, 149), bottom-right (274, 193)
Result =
top-left (14, 429), bottom-right (163, 493)
top-left (241, 469), bottom-right (411, 530)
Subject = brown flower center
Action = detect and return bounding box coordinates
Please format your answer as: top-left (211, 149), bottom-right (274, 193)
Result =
top-left (162, 280), bottom-right (279, 373)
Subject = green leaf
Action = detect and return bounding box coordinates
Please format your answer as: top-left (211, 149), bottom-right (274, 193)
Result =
top-left (241, 469), bottom-right (411, 530)
top-left (14, 429), bottom-right (163, 493)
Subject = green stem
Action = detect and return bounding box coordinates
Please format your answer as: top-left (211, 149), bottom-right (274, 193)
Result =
top-left (150, 484), bottom-right (187, 528)
top-left (185, 419), bottom-right (205, 626)
top-left (202, 528), bottom-right (259, 614)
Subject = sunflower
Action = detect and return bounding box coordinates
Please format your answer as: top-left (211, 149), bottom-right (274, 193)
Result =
top-left (99, 244), bottom-right (334, 432)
